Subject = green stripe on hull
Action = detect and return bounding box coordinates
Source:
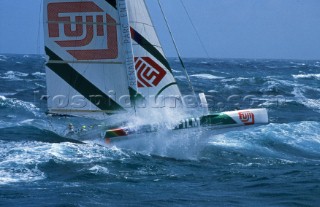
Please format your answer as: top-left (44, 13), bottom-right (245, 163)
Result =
top-left (200, 114), bottom-right (237, 126)
top-left (175, 114), bottom-right (237, 130)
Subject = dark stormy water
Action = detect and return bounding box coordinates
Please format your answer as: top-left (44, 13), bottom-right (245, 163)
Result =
top-left (0, 54), bottom-right (320, 206)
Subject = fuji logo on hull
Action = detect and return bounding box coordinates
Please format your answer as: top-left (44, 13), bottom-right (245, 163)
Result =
top-left (238, 111), bottom-right (255, 125)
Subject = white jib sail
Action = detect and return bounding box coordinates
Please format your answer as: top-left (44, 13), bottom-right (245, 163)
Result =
top-left (127, 0), bottom-right (183, 109)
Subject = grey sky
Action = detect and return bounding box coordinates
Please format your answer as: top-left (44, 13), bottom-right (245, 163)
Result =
top-left (0, 0), bottom-right (319, 60)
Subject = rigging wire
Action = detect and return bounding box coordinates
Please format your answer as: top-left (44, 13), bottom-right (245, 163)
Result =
top-left (157, 0), bottom-right (197, 99)
top-left (179, 0), bottom-right (210, 58)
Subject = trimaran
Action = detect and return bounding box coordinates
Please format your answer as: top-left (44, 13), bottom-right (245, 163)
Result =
top-left (43, 0), bottom-right (268, 143)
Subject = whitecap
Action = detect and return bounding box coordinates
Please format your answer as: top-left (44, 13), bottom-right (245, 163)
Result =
top-left (172, 69), bottom-right (181, 73)
top-left (0, 71), bottom-right (29, 81)
top-left (88, 165), bottom-right (109, 175)
top-left (224, 84), bottom-right (239, 89)
top-left (19, 119), bottom-right (35, 125)
top-left (292, 74), bottom-right (320, 80)
top-left (221, 77), bottom-right (250, 82)
top-left (32, 72), bottom-right (46, 76)
top-left (190, 74), bottom-right (224, 80)
top-left (34, 83), bottom-right (46, 88)
top-left (0, 95), bottom-right (6, 101)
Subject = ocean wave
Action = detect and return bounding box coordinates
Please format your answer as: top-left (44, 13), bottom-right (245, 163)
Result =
top-left (207, 121), bottom-right (320, 162)
top-left (0, 55), bottom-right (7, 62)
top-left (0, 140), bottom-right (130, 185)
top-left (0, 97), bottom-right (40, 117)
top-left (88, 165), bottom-right (110, 175)
top-left (292, 88), bottom-right (320, 113)
top-left (0, 71), bottom-right (29, 81)
top-left (0, 141), bottom-right (49, 185)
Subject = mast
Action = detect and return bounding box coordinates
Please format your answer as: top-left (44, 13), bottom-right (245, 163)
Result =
top-left (117, 0), bottom-right (139, 109)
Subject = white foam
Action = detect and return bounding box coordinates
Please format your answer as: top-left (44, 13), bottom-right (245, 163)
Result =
top-left (208, 134), bottom-right (246, 148)
top-left (0, 168), bottom-right (45, 185)
top-left (293, 74), bottom-right (320, 80)
top-left (0, 140), bottom-right (130, 184)
top-left (0, 141), bottom-right (49, 185)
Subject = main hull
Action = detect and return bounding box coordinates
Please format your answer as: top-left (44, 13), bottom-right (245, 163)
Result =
top-left (104, 108), bottom-right (268, 143)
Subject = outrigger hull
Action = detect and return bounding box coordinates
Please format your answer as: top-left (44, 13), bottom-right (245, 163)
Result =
top-left (104, 108), bottom-right (268, 142)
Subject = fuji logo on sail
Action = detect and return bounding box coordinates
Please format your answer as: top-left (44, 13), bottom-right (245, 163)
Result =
top-left (47, 2), bottom-right (118, 60)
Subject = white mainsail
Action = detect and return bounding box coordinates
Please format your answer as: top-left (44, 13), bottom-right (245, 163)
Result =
top-left (43, 0), bottom-right (182, 118)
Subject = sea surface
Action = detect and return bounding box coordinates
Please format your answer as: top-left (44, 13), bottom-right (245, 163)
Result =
top-left (0, 54), bottom-right (320, 206)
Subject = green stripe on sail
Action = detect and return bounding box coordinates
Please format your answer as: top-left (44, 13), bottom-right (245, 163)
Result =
top-left (105, 0), bottom-right (117, 9)
top-left (155, 82), bottom-right (178, 100)
top-left (45, 47), bottom-right (125, 114)
top-left (130, 28), bottom-right (172, 73)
